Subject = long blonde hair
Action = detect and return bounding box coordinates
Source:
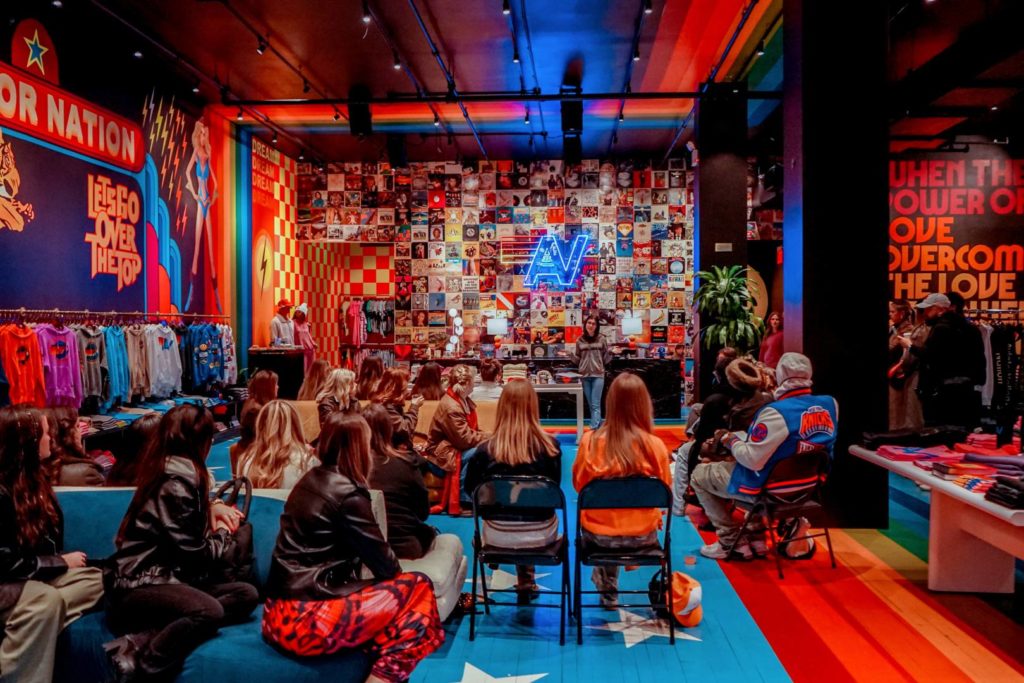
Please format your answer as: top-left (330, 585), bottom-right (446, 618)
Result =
top-left (594, 373), bottom-right (656, 473)
top-left (298, 359), bottom-right (332, 401)
top-left (316, 368), bottom-right (356, 406)
top-left (488, 380), bottom-right (558, 466)
top-left (237, 400), bottom-right (314, 488)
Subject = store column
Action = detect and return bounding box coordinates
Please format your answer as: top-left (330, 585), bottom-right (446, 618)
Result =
top-left (693, 82), bottom-right (749, 396)
top-left (783, 1), bottom-right (889, 527)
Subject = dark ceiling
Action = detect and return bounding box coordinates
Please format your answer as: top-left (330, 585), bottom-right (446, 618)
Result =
top-left (7, 0), bottom-right (1023, 161)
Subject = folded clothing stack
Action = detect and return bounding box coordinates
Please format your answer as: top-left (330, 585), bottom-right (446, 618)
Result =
top-left (877, 445), bottom-right (962, 462)
top-left (503, 363), bottom-right (529, 382)
top-left (961, 453), bottom-right (1024, 478)
top-left (930, 462), bottom-right (998, 481)
top-left (966, 433), bottom-right (1021, 451)
top-left (984, 476), bottom-right (1024, 509)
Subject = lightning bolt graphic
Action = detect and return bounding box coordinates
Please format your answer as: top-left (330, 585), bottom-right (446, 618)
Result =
top-left (259, 241), bottom-right (270, 293)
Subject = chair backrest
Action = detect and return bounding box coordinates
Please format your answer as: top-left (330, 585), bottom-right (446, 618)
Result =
top-left (763, 448), bottom-right (830, 502)
top-left (475, 400), bottom-right (499, 432)
top-left (577, 476), bottom-right (674, 511)
top-left (284, 400), bottom-right (321, 443)
top-left (414, 399), bottom-right (442, 436)
top-left (472, 475), bottom-right (567, 538)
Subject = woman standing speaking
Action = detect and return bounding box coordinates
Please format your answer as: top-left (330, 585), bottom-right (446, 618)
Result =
top-left (575, 315), bottom-right (612, 430)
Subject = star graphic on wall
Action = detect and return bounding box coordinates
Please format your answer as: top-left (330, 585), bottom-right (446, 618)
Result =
top-left (453, 662), bottom-right (548, 683)
top-left (465, 568), bottom-right (551, 596)
top-left (589, 609), bottom-right (701, 648)
top-left (23, 30), bottom-right (48, 75)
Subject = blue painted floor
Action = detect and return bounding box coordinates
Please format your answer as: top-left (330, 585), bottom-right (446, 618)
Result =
top-left (411, 435), bottom-right (789, 683)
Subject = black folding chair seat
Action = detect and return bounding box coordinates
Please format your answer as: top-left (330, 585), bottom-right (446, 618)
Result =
top-left (574, 476), bottom-right (675, 645)
top-left (469, 475), bottom-right (571, 645)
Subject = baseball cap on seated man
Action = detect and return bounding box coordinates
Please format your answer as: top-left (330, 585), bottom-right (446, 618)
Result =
top-left (276, 299), bottom-right (292, 309)
top-left (915, 293), bottom-right (950, 309)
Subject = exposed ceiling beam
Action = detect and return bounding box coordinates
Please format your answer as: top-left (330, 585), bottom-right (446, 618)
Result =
top-left (230, 90), bottom-right (782, 106)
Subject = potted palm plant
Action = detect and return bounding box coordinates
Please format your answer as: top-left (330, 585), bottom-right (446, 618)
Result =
top-left (693, 264), bottom-right (765, 352)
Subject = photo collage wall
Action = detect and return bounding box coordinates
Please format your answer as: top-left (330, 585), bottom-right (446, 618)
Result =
top-left (296, 159), bottom-right (696, 367)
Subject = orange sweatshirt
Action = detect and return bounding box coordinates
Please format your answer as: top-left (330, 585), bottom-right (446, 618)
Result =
top-left (572, 430), bottom-right (671, 537)
top-left (0, 325), bottom-right (47, 407)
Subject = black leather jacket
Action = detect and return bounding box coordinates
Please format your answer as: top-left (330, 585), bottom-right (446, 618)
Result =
top-left (0, 485), bottom-right (66, 612)
top-left (265, 466), bottom-right (400, 601)
top-left (109, 456), bottom-right (230, 592)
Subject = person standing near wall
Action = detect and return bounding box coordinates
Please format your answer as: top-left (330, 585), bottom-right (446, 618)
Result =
top-left (575, 316), bottom-right (612, 430)
top-left (270, 300), bottom-right (295, 347)
top-left (292, 304), bottom-right (318, 372)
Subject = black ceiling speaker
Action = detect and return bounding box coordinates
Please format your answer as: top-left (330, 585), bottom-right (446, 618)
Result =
top-left (563, 134), bottom-right (582, 165)
top-left (387, 133), bottom-right (407, 168)
top-left (561, 98), bottom-right (583, 134)
top-left (348, 84), bottom-right (373, 137)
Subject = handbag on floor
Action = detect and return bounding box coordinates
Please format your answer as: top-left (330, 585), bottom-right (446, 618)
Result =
top-left (208, 477), bottom-right (256, 585)
top-left (648, 569), bottom-right (703, 627)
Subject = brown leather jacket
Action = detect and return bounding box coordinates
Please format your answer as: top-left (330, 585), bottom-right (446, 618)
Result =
top-left (425, 393), bottom-right (487, 472)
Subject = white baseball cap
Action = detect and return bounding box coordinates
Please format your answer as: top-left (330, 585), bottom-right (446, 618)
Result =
top-left (915, 293), bottom-right (950, 309)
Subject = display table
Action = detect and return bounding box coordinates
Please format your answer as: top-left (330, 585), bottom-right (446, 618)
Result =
top-left (533, 383), bottom-right (585, 443)
top-left (248, 347), bottom-right (305, 399)
top-left (849, 445), bottom-right (1024, 593)
top-left (417, 357), bottom-right (682, 419)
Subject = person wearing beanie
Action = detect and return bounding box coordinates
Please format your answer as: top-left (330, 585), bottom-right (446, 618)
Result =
top-left (674, 358), bottom-right (771, 518)
top-left (897, 292), bottom-right (985, 429)
top-left (691, 352), bottom-right (838, 560)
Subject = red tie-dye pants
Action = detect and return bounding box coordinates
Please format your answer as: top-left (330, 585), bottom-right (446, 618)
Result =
top-left (262, 572), bottom-right (443, 682)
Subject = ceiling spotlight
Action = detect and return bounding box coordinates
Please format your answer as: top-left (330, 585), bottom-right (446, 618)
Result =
top-left (303, 79), bottom-right (311, 94)
top-left (236, 109), bottom-right (244, 121)
top-left (334, 111), bottom-right (341, 121)
top-left (644, 0), bottom-right (653, 14)
top-left (298, 150), bottom-right (305, 161)
top-left (52, 0), bottom-right (63, 7)
top-left (618, 110), bottom-right (624, 123)
top-left (192, 82), bottom-right (201, 94)
top-left (755, 40), bottom-right (765, 57)
top-left (272, 131), bottom-right (278, 145)
top-left (524, 108), bottom-right (530, 125)
top-left (362, 0), bottom-right (371, 23)
top-left (502, 0), bottom-right (511, 15)
top-left (433, 113), bottom-right (440, 127)
top-left (133, 50), bottom-right (143, 59)
top-left (513, 47), bottom-right (520, 64)
top-left (991, 105), bottom-right (999, 111)
top-left (633, 45), bottom-right (640, 62)
top-left (393, 51), bottom-right (402, 70)
top-left (256, 37), bottom-right (267, 56)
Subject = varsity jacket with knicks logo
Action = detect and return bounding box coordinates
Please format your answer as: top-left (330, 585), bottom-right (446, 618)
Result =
top-left (721, 388), bottom-right (839, 496)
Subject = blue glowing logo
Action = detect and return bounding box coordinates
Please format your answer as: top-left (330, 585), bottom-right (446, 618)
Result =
top-left (524, 234), bottom-right (590, 288)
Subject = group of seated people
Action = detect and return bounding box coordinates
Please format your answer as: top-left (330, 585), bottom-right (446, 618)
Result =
top-left (0, 350), bottom-right (836, 682)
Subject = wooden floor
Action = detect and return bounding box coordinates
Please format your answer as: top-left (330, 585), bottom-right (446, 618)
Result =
top-left (208, 431), bottom-right (1024, 682)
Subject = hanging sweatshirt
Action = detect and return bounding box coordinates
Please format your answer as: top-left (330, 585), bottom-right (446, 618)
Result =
top-left (76, 326), bottom-right (107, 399)
top-left (36, 324), bottom-right (83, 408)
top-left (125, 324), bottom-right (151, 399)
top-left (220, 324), bottom-right (238, 385)
top-left (190, 324), bottom-right (224, 388)
top-left (103, 325), bottom-right (131, 408)
top-left (0, 325), bottom-right (47, 407)
top-left (145, 323), bottom-right (183, 398)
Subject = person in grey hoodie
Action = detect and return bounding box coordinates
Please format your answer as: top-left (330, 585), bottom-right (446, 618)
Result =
top-left (574, 316), bottom-right (613, 429)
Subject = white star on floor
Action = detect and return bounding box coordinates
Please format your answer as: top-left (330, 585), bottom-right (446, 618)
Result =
top-left (465, 568), bottom-right (552, 594)
top-left (589, 609), bottom-right (701, 648)
top-left (453, 662), bottom-right (548, 683)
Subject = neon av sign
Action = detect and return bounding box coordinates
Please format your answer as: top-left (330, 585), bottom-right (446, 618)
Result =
top-left (524, 234), bottom-right (590, 288)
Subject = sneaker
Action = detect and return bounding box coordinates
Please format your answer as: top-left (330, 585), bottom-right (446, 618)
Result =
top-left (700, 541), bottom-right (752, 560)
top-left (599, 592), bottom-right (619, 610)
top-left (749, 537), bottom-right (769, 557)
top-left (516, 589), bottom-right (540, 605)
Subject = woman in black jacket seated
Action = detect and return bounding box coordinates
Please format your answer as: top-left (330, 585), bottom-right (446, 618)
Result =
top-left (463, 380), bottom-right (562, 604)
top-left (104, 405), bottom-right (258, 681)
top-left (1, 405), bottom-right (104, 683)
top-left (262, 412), bottom-right (443, 683)
top-left (364, 404), bottom-right (436, 559)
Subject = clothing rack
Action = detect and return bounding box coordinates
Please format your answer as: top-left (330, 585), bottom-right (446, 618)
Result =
top-left (965, 308), bottom-right (1023, 320)
top-left (0, 307), bottom-right (230, 322)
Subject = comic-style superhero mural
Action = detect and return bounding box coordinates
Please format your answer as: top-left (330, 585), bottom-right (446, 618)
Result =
top-left (0, 20), bottom-right (231, 317)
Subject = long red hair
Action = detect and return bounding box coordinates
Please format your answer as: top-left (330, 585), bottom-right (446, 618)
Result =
top-left (594, 373), bottom-right (657, 473)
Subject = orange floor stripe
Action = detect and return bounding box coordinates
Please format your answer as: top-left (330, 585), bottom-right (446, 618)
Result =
top-left (832, 530), bottom-right (1024, 681)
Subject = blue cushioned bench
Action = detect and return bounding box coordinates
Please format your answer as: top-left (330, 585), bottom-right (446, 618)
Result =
top-left (55, 489), bottom-right (371, 683)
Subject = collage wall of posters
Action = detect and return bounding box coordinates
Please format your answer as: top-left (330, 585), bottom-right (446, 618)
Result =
top-left (296, 159), bottom-right (696, 373)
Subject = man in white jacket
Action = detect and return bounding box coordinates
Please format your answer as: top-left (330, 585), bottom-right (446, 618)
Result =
top-left (691, 353), bottom-right (838, 560)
